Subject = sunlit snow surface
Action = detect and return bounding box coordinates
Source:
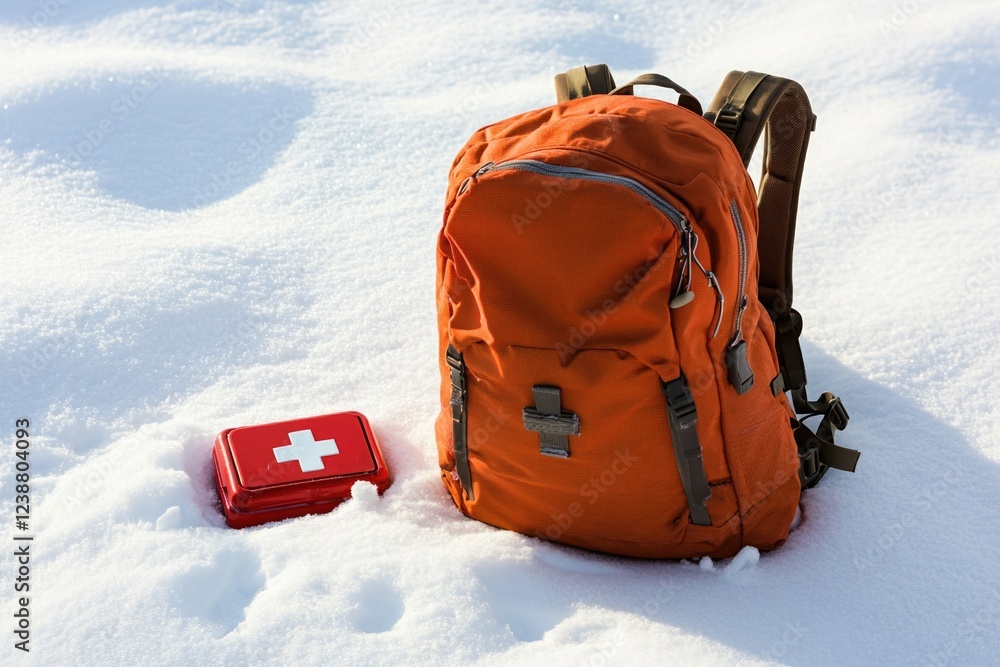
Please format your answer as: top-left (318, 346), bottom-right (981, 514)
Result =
top-left (1, 1), bottom-right (998, 665)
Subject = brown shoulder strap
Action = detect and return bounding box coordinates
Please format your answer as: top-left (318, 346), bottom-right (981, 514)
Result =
top-left (706, 71), bottom-right (816, 325)
top-left (551, 64), bottom-right (857, 483)
top-left (708, 72), bottom-right (858, 480)
top-left (554, 64), bottom-right (616, 102)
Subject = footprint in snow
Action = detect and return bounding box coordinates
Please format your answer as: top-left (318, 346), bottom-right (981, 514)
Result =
top-left (348, 579), bottom-right (405, 634)
top-left (474, 561), bottom-right (572, 642)
top-left (175, 548), bottom-right (265, 637)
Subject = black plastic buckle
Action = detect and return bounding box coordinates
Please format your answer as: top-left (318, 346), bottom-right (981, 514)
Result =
top-left (774, 310), bottom-right (807, 392)
top-left (799, 445), bottom-right (826, 488)
top-left (662, 377), bottom-right (696, 422)
top-left (446, 347), bottom-right (465, 388)
top-left (826, 396), bottom-right (850, 432)
top-left (726, 339), bottom-right (754, 395)
top-left (715, 107), bottom-right (742, 137)
top-left (794, 423), bottom-right (829, 489)
top-left (446, 346), bottom-right (466, 420)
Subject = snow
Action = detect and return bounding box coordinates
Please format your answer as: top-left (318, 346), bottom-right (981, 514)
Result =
top-left (1, 0), bottom-right (999, 664)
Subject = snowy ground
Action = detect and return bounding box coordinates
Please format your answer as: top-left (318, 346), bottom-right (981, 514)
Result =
top-left (1, 0), bottom-right (999, 665)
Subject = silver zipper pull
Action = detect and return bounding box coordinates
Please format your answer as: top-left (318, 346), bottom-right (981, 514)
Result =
top-left (457, 161), bottom-right (495, 195)
top-left (706, 272), bottom-right (724, 339)
top-left (680, 229), bottom-right (725, 336)
top-left (671, 229), bottom-right (696, 309)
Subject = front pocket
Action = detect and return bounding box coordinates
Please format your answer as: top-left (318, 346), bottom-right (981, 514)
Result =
top-left (459, 344), bottom-right (735, 554)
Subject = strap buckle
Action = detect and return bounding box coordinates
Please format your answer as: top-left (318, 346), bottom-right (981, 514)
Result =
top-left (715, 107), bottom-right (742, 137)
top-left (522, 410), bottom-right (580, 437)
top-left (825, 395), bottom-right (850, 432)
top-left (794, 423), bottom-right (828, 489)
top-left (662, 376), bottom-right (712, 526)
top-left (523, 385), bottom-right (578, 458)
top-left (446, 346), bottom-right (466, 421)
top-left (774, 309), bottom-right (807, 392)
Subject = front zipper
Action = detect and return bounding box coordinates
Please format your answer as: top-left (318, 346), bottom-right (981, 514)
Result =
top-left (725, 200), bottom-right (754, 394)
top-left (479, 159), bottom-right (689, 232)
top-left (729, 200), bottom-right (749, 344)
top-left (463, 158), bottom-right (726, 336)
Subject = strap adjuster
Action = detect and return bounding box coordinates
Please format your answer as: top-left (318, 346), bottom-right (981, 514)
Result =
top-left (446, 346), bottom-right (466, 397)
top-left (715, 107), bottom-right (742, 137)
top-left (523, 409), bottom-right (580, 437)
top-left (663, 376), bottom-right (712, 526)
top-left (825, 395), bottom-right (850, 432)
top-left (445, 344), bottom-right (473, 499)
top-left (523, 385), bottom-right (578, 458)
top-left (794, 423), bottom-right (828, 489)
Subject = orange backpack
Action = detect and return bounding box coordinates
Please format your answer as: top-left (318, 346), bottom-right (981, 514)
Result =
top-left (435, 65), bottom-right (859, 558)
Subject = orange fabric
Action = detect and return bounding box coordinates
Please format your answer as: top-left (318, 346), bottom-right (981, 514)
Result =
top-left (436, 95), bottom-right (800, 559)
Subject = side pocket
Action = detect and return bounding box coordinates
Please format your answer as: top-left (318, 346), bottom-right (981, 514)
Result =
top-left (720, 319), bottom-right (801, 550)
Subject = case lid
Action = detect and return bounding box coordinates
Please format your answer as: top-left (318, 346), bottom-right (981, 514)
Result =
top-left (229, 413), bottom-right (378, 490)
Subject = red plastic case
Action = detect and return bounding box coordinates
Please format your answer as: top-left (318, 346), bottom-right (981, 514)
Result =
top-left (213, 411), bottom-right (391, 528)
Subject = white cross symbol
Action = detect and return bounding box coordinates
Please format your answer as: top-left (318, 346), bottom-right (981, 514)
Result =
top-left (272, 429), bottom-right (340, 473)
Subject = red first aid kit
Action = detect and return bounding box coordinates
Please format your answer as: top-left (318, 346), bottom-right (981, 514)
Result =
top-left (213, 411), bottom-right (391, 528)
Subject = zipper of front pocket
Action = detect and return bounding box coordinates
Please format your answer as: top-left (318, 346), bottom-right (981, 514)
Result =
top-left (729, 200), bottom-right (749, 345)
top-left (461, 158), bottom-right (726, 336)
top-left (725, 200), bottom-right (754, 394)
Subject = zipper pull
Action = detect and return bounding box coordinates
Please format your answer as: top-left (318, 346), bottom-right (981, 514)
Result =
top-left (457, 161), bottom-right (495, 195)
top-left (669, 290), bottom-right (695, 309)
top-left (726, 296), bottom-right (754, 394)
top-left (726, 339), bottom-right (754, 395)
top-left (706, 272), bottom-right (724, 339)
top-left (670, 228), bottom-right (697, 309)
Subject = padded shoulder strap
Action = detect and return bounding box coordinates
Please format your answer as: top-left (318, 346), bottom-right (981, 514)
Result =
top-left (708, 72), bottom-right (860, 480)
top-left (705, 71), bottom-right (816, 321)
top-left (554, 64), bottom-right (616, 102)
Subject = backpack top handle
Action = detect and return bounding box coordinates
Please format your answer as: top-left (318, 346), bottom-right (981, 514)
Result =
top-left (554, 65), bottom-right (703, 116)
top-left (608, 73), bottom-right (703, 115)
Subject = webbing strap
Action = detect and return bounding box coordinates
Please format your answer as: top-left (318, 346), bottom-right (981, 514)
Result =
top-left (792, 389), bottom-right (859, 487)
top-left (705, 71), bottom-right (767, 140)
top-left (523, 385), bottom-right (579, 458)
top-left (706, 71), bottom-right (815, 320)
top-left (609, 73), bottom-right (703, 115)
top-left (663, 376), bottom-right (712, 526)
top-left (554, 64), bottom-right (617, 103)
top-left (446, 345), bottom-right (473, 499)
